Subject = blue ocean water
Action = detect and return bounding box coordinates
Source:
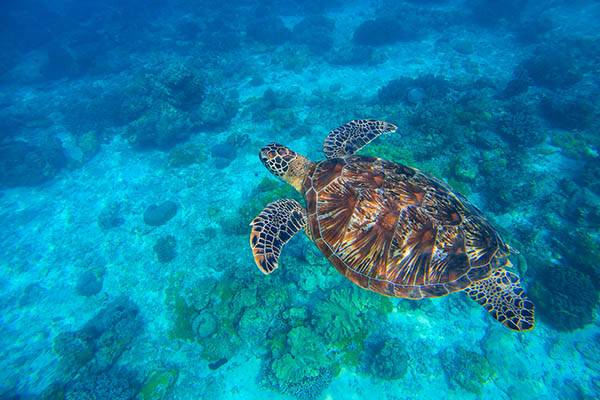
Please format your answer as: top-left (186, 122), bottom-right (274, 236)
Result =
top-left (1, 0), bottom-right (599, 398)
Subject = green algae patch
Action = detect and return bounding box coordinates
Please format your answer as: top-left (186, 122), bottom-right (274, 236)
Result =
top-left (139, 368), bottom-right (179, 400)
top-left (168, 295), bottom-right (195, 341)
top-left (551, 132), bottom-right (596, 160)
top-left (164, 279), bottom-right (196, 342)
top-left (446, 154), bottom-right (478, 183)
top-left (360, 143), bottom-right (416, 166)
top-left (269, 108), bottom-right (298, 132)
top-left (167, 144), bottom-right (207, 168)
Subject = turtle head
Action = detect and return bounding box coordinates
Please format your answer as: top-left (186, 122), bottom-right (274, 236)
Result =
top-left (259, 143), bottom-right (311, 192)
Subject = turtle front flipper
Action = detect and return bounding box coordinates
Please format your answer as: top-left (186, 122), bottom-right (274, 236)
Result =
top-left (323, 119), bottom-right (397, 159)
top-left (250, 199), bottom-right (307, 274)
top-left (466, 268), bottom-right (535, 332)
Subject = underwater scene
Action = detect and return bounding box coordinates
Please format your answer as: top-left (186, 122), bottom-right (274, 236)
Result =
top-left (1, 0), bottom-right (599, 398)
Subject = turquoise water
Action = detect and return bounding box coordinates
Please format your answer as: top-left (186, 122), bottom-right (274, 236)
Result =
top-left (1, 0), bottom-right (599, 398)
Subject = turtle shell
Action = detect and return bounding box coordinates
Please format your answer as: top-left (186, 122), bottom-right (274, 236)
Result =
top-left (302, 155), bottom-right (511, 299)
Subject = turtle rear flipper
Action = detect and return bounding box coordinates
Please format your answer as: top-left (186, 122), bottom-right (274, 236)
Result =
top-left (323, 119), bottom-right (397, 159)
top-left (466, 268), bottom-right (535, 331)
top-left (250, 199), bottom-right (307, 274)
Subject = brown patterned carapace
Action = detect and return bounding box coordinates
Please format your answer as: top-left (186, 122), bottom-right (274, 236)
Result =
top-left (302, 155), bottom-right (509, 300)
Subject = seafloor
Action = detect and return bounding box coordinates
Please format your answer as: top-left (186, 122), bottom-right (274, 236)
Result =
top-left (0, 0), bottom-right (599, 399)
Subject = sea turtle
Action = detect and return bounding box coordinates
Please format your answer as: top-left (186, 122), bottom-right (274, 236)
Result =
top-left (250, 120), bottom-right (534, 331)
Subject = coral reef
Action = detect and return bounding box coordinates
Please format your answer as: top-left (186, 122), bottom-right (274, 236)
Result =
top-left (18, 283), bottom-right (48, 308)
top-left (143, 201), bottom-right (178, 226)
top-left (325, 45), bottom-right (374, 66)
top-left (529, 264), bottom-right (599, 331)
top-left (539, 94), bottom-right (594, 131)
top-left (52, 296), bottom-right (143, 390)
top-left (551, 131), bottom-right (597, 160)
top-left (40, 45), bottom-right (83, 80)
top-left (4, 2), bottom-right (600, 399)
top-left (552, 228), bottom-right (600, 281)
top-left (315, 287), bottom-right (367, 343)
top-left (98, 202), bottom-right (126, 230)
top-left (521, 45), bottom-right (582, 90)
top-left (578, 160), bottom-right (600, 195)
top-left (477, 151), bottom-right (535, 213)
top-left (0, 139), bottom-right (66, 187)
top-left (315, 287), bottom-right (392, 363)
top-left (76, 267), bottom-right (105, 297)
top-left (364, 338), bottom-right (409, 380)
top-left (192, 313), bottom-right (218, 339)
top-left (500, 65), bottom-right (530, 99)
top-left (249, 87), bottom-right (300, 130)
top-left (53, 330), bottom-right (96, 374)
top-left (82, 297), bottom-right (144, 374)
top-left (116, 67), bottom-right (237, 149)
top-left (167, 144), bottom-right (207, 168)
top-left (192, 88), bottom-right (239, 131)
top-left (211, 143), bottom-right (237, 169)
top-left (246, 16), bottom-right (291, 45)
top-left (273, 326), bottom-right (336, 382)
top-left (166, 289), bottom-right (196, 342)
top-left (158, 64), bottom-right (205, 111)
top-left (494, 99), bottom-right (545, 148)
top-left (377, 78), bottom-right (412, 105)
top-left (153, 235), bottom-right (177, 263)
top-left (164, 272), bottom-right (287, 366)
top-left (292, 16), bottom-right (335, 54)
top-left (230, 177), bottom-right (301, 235)
top-left (360, 144), bottom-right (416, 166)
top-left (264, 285), bottom-right (394, 397)
top-left (125, 104), bottom-right (193, 149)
top-left (198, 15), bottom-right (241, 53)
top-left (238, 306), bottom-right (270, 349)
top-left (63, 367), bottom-right (140, 400)
top-left (446, 153), bottom-right (478, 184)
top-left (353, 16), bottom-right (420, 46)
top-left (439, 347), bottom-right (493, 395)
top-left (513, 15), bottom-right (554, 44)
top-left (468, 0), bottom-right (527, 27)
top-left (266, 325), bottom-right (337, 400)
top-left (138, 368), bottom-right (178, 400)
top-left (378, 75), bottom-right (450, 105)
top-left (60, 77), bottom-right (152, 133)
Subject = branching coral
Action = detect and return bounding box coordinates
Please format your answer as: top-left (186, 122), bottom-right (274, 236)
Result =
top-left (530, 265), bottom-right (599, 331)
top-left (494, 100), bottom-right (545, 148)
top-left (267, 325), bottom-right (337, 400)
top-left (315, 286), bottom-right (392, 345)
top-left (439, 347), bottom-right (494, 395)
top-left (366, 338), bottom-right (409, 381)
